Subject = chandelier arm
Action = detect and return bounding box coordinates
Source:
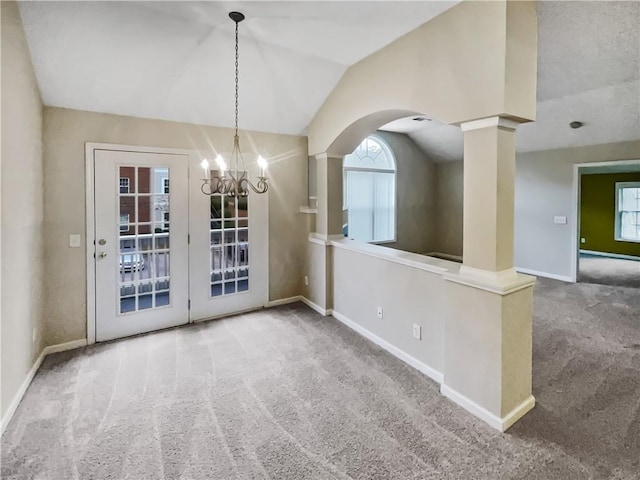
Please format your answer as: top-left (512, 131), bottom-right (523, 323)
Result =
top-left (245, 177), bottom-right (269, 194)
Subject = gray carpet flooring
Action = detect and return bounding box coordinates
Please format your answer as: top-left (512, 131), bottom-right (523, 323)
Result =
top-left (579, 253), bottom-right (640, 288)
top-left (2, 278), bottom-right (640, 479)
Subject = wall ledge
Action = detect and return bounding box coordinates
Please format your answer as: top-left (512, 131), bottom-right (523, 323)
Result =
top-left (1, 339), bottom-right (87, 435)
top-left (330, 239), bottom-right (458, 275)
top-left (444, 267), bottom-right (536, 296)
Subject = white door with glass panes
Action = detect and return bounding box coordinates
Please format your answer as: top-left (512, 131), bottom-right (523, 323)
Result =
top-left (92, 147), bottom-right (268, 342)
top-left (188, 158), bottom-right (268, 321)
top-left (94, 150), bottom-right (189, 341)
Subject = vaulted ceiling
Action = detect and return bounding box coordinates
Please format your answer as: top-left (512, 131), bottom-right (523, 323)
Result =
top-left (17, 1), bottom-right (458, 136)
top-left (18, 1), bottom-right (640, 161)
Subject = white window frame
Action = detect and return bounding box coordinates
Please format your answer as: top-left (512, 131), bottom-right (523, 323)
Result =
top-left (119, 177), bottom-right (130, 194)
top-left (343, 134), bottom-right (397, 244)
top-left (614, 181), bottom-right (640, 243)
top-left (119, 213), bottom-right (130, 232)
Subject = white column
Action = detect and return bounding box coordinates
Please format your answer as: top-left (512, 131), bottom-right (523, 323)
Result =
top-left (304, 153), bottom-right (343, 313)
top-left (442, 116), bottom-right (536, 431)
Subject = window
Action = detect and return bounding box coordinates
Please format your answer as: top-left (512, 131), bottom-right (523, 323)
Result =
top-left (119, 177), bottom-right (130, 194)
top-left (616, 182), bottom-right (640, 242)
top-left (343, 135), bottom-right (396, 243)
top-left (163, 178), bottom-right (170, 194)
top-left (119, 213), bottom-right (130, 232)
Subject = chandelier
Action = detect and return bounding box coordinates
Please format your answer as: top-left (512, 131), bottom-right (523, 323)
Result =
top-left (200, 11), bottom-right (268, 197)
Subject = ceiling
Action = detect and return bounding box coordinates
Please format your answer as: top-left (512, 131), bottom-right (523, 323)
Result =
top-left (18, 1), bottom-right (640, 159)
top-left (17, 1), bottom-right (459, 136)
top-left (381, 1), bottom-right (640, 161)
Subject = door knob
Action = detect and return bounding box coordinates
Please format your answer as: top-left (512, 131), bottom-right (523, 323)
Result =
top-left (98, 252), bottom-right (107, 259)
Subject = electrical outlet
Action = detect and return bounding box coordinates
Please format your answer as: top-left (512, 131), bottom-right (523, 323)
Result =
top-left (412, 324), bottom-right (421, 340)
top-left (377, 306), bottom-right (383, 319)
top-left (304, 276), bottom-right (309, 286)
top-left (581, 237), bottom-right (586, 244)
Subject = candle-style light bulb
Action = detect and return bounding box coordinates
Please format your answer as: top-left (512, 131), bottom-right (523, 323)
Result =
top-left (257, 155), bottom-right (268, 176)
top-left (214, 154), bottom-right (227, 173)
top-left (200, 159), bottom-right (210, 178)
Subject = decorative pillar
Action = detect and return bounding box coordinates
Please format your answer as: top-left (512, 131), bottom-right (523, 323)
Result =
top-left (304, 153), bottom-right (343, 313)
top-left (442, 116), bottom-right (536, 431)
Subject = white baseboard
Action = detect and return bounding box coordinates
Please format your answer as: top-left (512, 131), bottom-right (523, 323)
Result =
top-left (265, 296), bottom-right (303, 308)
top-left (331, 310), bottom-right (444, 384)
top-left (580, 250), bottom-right (640, 261)
top-left (1, 339), bottom-right (87, 435)
top-left (515, 267), bottom-right (573, 283)
top-left (43, 339), bottom-right (87, 356)
top-left (441, 384), bottom-right (535, 432)
top-left (300, 297), bottom-right (332, 316)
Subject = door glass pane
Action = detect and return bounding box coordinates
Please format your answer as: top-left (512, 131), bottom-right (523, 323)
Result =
top-left (209, 188), bottom-right (249, 298)
top-left (118, 165), bottom-right (172, 314)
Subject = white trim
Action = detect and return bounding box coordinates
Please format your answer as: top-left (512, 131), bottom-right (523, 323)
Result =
top-left (299, 206), bottom-right (318, 214)
top-left (515, 267), bottom-right (573, 283)
top-left (440, 384), bottom-right (535, 432)
top-left (300, 296), bottom-right (332, 316)
top-left (460, 116), bottom-right (519, 132)
top-left (85, 143), bottom-right (97, 345)
top-left (265, 296), bottom-right (303, 308)
top-left (85, 142), bottom-right (199, 344)
top-left (572, 159), bottom-right (640, 283)
top-left (43, 339), bottom-right (88, 355)
top-left (332, 310), bottom-right (443, 384)
top-left (1, 339), bottom-right (87, 434)
top-left (308, 233), bottom-right (344, 245)
top-left (330, 239), bottom-right (451, 275)
top-left (614, 181), bottom-right (640, 243)
top-left (580, 250), bottom-right (640, 261)
top-left (442, 265), bottom-right (536, 295)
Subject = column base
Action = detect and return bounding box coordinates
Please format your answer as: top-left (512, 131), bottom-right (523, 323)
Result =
top-left (441, 385), bottom-right (535, 432)
top-left (442, 265), bottom-right (536, 431)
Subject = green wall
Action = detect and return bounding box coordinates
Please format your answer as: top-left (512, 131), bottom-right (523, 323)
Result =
top-left (580, 172), bottom-right (640, 257)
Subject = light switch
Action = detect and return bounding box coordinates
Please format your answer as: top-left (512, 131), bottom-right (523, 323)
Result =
top-left (553, 216), bottom-right (567, 224)
top-left (69, 234), bottom-right (81, 248)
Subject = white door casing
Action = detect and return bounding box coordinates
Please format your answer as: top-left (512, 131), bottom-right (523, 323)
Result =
top-left (94, 149), bottom-right (189, 341)
top-left (87, 144), bottom-right (269, 344)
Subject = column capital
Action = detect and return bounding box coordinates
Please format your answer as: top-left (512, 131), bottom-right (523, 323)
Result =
top-left (460, 116), bottom-right (520, 132)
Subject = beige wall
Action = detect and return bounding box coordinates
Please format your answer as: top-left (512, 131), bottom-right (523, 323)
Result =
top-left (308, 0), bottom-right (537, 156)
top-left (375, 131), bottom-right (437, 254)
top-left (1, 1), bottom-right (45, 419)
top-left (515, 141), bottom-right (640, 278)
top-left (434, 161), bottom-right (464, 257)
top-left (332, 245), bottom-right (452, 377)
top-left (432, 140), bottom-right (640, 278)
top-left (43, 107), bottom-right (308, 345)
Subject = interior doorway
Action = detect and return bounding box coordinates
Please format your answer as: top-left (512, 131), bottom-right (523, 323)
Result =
top-left (573, 160), bottom-right (640, 288)
top-left (86, 144), bottom-right (269, 343)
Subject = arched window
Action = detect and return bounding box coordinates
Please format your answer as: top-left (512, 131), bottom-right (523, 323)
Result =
top-left (343, 135), bottom-right (396, 243)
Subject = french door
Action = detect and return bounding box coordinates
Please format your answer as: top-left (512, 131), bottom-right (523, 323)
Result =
top-left (92, 146), bottom-right (268, 342)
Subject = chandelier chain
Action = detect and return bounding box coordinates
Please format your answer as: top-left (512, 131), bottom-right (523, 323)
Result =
top-left (234, 20), bottom-right (239, 138)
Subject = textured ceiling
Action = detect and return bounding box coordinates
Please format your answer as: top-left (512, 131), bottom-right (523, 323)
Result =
top-left (17, 1), bottom-right (459, 136)
top-left (382, 1), bottom-right (640, 160)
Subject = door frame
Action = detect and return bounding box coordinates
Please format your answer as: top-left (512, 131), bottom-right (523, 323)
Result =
top-left (570, 158), bottom-right (640, 283)
top-left (85, 143), bottom-right (195, 345)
